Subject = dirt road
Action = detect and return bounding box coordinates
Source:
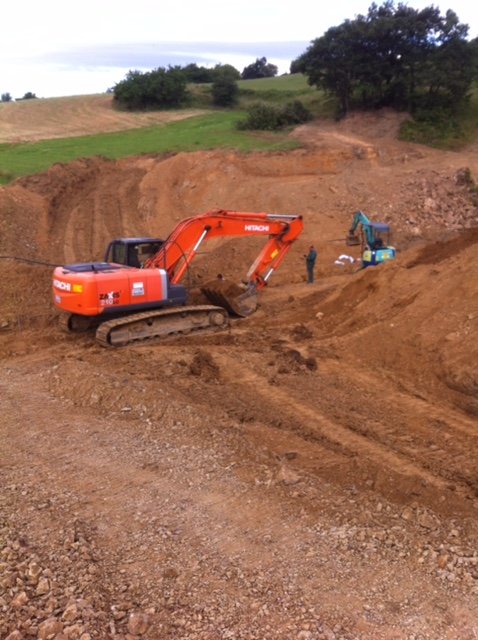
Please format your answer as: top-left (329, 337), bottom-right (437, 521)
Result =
top-left (0, 103), bottom-right (477, 639)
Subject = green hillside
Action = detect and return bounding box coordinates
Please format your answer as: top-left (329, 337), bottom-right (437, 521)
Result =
top-left (0, 74), bottom-right (477, 184)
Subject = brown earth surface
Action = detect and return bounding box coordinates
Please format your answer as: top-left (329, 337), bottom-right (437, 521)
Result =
top-left (1, 101), bottom-right (478, 640)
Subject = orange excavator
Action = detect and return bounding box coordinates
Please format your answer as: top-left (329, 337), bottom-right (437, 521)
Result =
top-left (52, 209), bottom-right (304, 346)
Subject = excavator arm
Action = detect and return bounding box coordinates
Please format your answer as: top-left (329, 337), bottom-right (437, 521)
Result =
top-left (145, 209), bottom-right (303, 288)
top-left (347, 210), bottom-right (390, 250)
top-left (347, 210), bottom-right (372, 246)
top-left (144, 209), bottom-right (303, 317)
top-left (349, 210), bottom-right (371, 233)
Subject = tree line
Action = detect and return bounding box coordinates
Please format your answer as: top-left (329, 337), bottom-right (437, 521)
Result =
top-left (111, 1), bottom-right (477, 124)
top-left (1, 92), bottom-right (37, 103)
top-left (112, 57), bottom-right (278, 110)
top-left (111, 57), bottom-right (311, 131)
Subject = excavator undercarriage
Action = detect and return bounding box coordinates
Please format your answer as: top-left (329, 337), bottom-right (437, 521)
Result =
top-left (60, 279), bottom-right (251, 346)
top-left (95, 305), bottom-right (229, 347)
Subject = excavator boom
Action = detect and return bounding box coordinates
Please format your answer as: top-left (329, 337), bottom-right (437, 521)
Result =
top-left (146, 209), bottom-right (303, 317)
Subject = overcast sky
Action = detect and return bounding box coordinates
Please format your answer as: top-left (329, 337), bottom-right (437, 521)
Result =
top-left (1, 0), bottom-right (477, 99)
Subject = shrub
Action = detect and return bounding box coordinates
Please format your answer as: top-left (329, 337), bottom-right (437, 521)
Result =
top-left (212, 76), bottom-right (238, 107)
top-left (278, 100), bottom-right (312, 126)
top-left (400, 107), bottom-right (463, 148)
top-left (236, 102), bottom-right (282, 130)
top-left (114, 67), bottom-right (188, 110)
top-left (237, 100), bottom-right (311, 131)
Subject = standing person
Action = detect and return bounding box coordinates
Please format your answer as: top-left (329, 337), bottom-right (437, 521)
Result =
top-left (305, 245), bottom-right (317, 283)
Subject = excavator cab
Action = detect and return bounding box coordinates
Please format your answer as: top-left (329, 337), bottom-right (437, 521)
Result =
top-left (361, 223), bottom-right (395, 266)
top-left (367, 222), bottom-right (389, 249)
top-left (105, 238), bottom-right (164, 268)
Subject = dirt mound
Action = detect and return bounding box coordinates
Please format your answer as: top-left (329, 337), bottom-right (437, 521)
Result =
top-left (1, 113), bottom-right (478, 639)
top-left (189, 349), bottom-right (221, 381)
top-left (314, 229), bottom-right (478, 409)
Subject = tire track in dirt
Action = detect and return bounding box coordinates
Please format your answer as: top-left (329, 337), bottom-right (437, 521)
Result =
top-left (24, 159), bottom-right (149, 264)
top-left (214, 350), bottom-right (477, 516)
top-left (6, 363), bottom-right (476, 640)
top-left (319, 360), bottom-right (478, 495)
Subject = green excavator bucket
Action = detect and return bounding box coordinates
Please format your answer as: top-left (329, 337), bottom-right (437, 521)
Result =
top-left (346, 233), bottom-right (361, 246)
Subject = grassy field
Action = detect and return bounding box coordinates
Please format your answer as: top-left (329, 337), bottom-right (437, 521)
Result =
top-left (0, 74), bottom-right (329, 183)
top-left (192, 74), bottom-right (333, 113)
top-left (0, 111), bottom-right (303, 183)
top-left (0, 74), bottom-right (477, 183)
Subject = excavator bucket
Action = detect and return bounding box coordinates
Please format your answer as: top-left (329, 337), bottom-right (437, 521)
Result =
top-left (346, 233), bottom-right (361, 246)
top-left (200, 279), bottom-right (258, 317)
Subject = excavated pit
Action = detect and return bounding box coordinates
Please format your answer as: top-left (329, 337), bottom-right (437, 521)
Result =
top-left (1, 102), bottom-right (478, 639)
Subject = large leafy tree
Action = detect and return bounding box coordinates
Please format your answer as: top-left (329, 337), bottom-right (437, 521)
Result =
top-left (213, 64), bottom-right (240, 81)
top-left (182, 63), bottom-right (214, 83)
top-left (293, 1), bottom-right (474, 116)
top-left (241, 57), bottom-right (278, 80)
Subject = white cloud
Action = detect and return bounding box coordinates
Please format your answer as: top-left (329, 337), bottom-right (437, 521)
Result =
top-left (1, 0), bottom-right (477, 98)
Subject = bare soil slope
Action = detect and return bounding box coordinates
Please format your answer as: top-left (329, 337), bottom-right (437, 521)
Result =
top-left (1, 104), bottom-right (477, 640)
